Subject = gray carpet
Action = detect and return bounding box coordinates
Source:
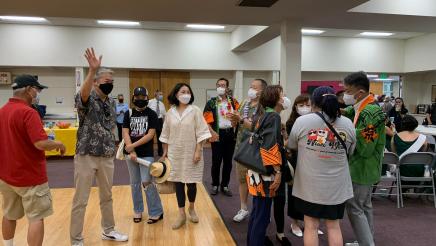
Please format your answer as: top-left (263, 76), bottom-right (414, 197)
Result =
top-left (46, 149), bottom-right (436, 246)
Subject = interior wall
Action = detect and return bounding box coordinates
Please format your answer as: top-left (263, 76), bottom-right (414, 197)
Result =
top-left (0, 24), bottom-right (408, 73)
top-left (402, 71), bottom-right (436, 113)
top-left (404, 33), bottom-right (436, 72)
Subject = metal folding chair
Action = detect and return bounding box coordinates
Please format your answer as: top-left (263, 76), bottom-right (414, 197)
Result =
top-left (398, 152), bottom-right (436, 208)
top-left (372, 152), bottom-right (401, 208)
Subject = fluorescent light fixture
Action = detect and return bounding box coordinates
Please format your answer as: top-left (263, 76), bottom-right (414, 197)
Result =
top-left (360, 32), bottom-right (393, 37)
top-left (0, 16), bottom-right (47, 22)
top-left (97, 20), bottom-right (140, 26)
top-left (301, 29), bottom-right (325, 35)
top-left (374, 78), bottom-right (394, 81)
top-left (186, 24), bottom-right (225, 30)
top-left (367, 74), bottom-right (378, 78)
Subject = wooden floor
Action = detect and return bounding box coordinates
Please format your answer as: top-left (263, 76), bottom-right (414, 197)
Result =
top-left (0, 185), bottom-right (235, 246)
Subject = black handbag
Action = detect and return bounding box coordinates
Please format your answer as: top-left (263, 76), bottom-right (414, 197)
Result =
top-left (233, 113), bottom-right (270, 175)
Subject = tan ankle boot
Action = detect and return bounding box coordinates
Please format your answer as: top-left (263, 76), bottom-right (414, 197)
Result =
top-left (188, 208), bottom-right (199, 223)
top-left (172, 214), bottom-right (186, 230)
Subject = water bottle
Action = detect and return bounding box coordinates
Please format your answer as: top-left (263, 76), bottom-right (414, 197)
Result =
top-left (48, 129), bottom-right (55, 140)
top-left (424, 165), bottom-right (431, 178)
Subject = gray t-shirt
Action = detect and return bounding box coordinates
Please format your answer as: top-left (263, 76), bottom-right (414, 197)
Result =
top-left (288, 112), bottom-right (356, 205)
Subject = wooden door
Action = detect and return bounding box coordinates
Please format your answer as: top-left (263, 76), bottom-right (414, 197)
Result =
top-left (370, 81), bottom-right (383, 96)
top-left (160, 71), bottom-right (190, 109)
top-left (129, 71), bottom-right (160, 107)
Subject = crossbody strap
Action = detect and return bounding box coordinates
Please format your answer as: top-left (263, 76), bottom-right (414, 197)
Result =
top-left (315, 112), bottom-right (348, 158)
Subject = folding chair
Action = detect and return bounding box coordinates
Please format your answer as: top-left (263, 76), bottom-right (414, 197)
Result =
top-left (372, 152), bottom-right (401, 208)
top-left (398, 152), bottom-right (436, 208)
top-left (425, 135), bottom-right (436, 152)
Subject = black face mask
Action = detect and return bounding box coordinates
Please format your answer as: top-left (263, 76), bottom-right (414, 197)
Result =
top-left (118, 99), bottom-right (124, 103)
top-left (133, 99), bottom-right (148, 108)
top-left (99, 83), bottom-right (113, 95)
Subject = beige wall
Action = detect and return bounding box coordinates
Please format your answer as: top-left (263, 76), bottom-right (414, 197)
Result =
top-left (402, 71), bottom-right (436, 113)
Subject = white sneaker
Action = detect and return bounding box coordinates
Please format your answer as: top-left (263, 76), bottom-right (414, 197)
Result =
top-left (233, 209), bottom-right (249, 222)
top-left (72, 242), bottom-right (84, 246)
top-left (102, 230), bottom-right (128, 242)
top-left (345, 242), bottom-right (359, 246)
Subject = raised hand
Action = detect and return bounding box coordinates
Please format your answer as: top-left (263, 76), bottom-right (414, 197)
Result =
top-left (84, 48), bottom-right (102, 71)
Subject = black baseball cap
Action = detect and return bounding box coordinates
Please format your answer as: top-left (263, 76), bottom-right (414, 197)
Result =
top-left (133, 87), bottom-right (148, 96)
top-left (11, 74), bottom-right (48, 90)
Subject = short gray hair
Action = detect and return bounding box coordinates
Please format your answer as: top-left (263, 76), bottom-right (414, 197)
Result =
top-left (95, 67), bottom-right (114, 80)
top-left (13, 87), bottom-right (26, 96)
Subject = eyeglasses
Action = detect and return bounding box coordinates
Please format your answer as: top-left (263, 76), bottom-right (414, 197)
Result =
top-left (31, 86), bottom-right (42, 92)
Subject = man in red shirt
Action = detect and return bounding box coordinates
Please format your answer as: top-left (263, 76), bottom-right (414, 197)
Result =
top-left (0, 74), bottom-right (65, 246)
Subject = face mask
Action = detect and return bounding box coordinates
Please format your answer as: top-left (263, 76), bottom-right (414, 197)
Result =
top-left (118, 99), bottom-right (124, 104)
top-left (133, 99), bottom-right (148, 108)
top-left (157, 95), bottom-right (164, 101)
top-left (343, 93), bottom-right (357, 105)
top-left (99, 83), bottom-right (113, 95)
top-left (281, 97), bottom-right (292, 110)
top-left (297, 106), bottom-right (311, 116)
top-left (247, 88), bottom-right (258, 100)
top-left (178, 94), bottom-right (191, 105)
top-left (30, 91), bottom-right (40, 105)
top-left (217, 87), bottom-right (226, 96)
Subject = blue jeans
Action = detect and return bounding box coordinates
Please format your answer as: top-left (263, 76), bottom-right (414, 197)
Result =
top-left (126, 157), bottom-right (163, 217)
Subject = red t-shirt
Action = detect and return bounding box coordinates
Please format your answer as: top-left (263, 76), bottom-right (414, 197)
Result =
top-left (0, 98), bottom-right (48, 187)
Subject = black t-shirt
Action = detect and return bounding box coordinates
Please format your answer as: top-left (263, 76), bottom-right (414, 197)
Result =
top-left (123, 107), bottom-right (158, 157)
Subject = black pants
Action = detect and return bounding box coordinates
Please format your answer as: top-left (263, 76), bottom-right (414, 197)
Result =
top-left (156, 118), bottom-right (164, 156)
top-left (117, 123), bottom-right (123, 142)
top-left (247, 196), bottom-right (273, 246)
top-left (175, 182), bottom-right (197, 208)
top-left (211, 128), bottom-right (236, 188)
top-left (273, 193), bottom-right (286, 234)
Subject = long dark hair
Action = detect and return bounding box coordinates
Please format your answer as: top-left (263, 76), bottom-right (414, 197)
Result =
top-left (286, 94), bottom-right (310, 129)
top-left (312, 86), bottom-right (341, 122)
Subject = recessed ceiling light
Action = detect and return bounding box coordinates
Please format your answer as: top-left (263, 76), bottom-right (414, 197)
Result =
top-left (0, 16), bottom-right (47, 22)
top-left (360, 32), bottom-right (393, 37)
top-left (186, 24), bottom-right (225, 30)
top-left (97, 20), bottom-right (140, 26)
top-left (301, 29), bottom-right (325, 35)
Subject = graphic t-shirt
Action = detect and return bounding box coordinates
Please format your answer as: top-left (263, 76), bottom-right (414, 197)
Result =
top-left (288, 113), bottom-right (357, 205)
top-left (123, 107), bottom-right (158, 157)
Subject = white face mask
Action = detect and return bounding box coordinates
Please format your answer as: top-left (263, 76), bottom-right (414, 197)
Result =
top-left (31, 91), bottom-right (40, 104)
top-left (178, 94), bottom-right (191, 105)
top-left (281, 97), bottom-right (292, 110)
top-left (297, 106), bottom-right (311, 116)
top-left (343, 93), bottom-right (357, 106)
top-left (247, 88), bottom-right (258, 100)
top-left (216, 87), bottom-right (226, 96)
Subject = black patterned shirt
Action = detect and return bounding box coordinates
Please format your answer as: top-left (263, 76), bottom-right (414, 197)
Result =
top-left (75, 90), bottom-right (117, 157)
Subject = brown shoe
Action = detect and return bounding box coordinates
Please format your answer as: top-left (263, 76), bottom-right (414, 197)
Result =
top-left (172, 214), bottom-right (186, 230)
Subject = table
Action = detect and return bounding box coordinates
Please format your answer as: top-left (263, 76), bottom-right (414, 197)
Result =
top-left (44, 127), bottom-right (78, 156)
top-left (416, 125), bottom-right (436, 136)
